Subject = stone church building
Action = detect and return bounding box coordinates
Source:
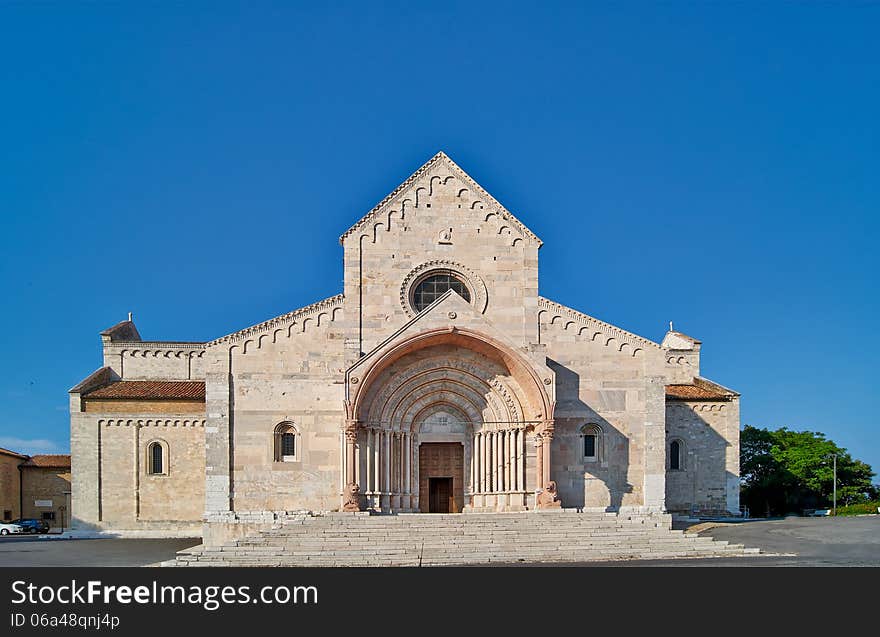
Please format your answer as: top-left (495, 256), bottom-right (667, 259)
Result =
top-left (70, 152), bottom-right (740, 541)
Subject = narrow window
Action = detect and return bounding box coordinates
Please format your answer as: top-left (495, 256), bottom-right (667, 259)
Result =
top-left (274, 422), bottom-right (299, 461)
top-left (150, 442), bottom-right (164, 475)
top-left (281, 432), bottom-right (296, 457)
top-left (581, 424), bottom-right (602, 462)
top-left (584, 433), bottom-right (597, 458)
top-left (670, 440), bottom-right (681, 470)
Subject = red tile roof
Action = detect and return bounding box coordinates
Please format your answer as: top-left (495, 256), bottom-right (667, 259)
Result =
top-left (666, 384), bottom-right (733, 401)
top-left (0, 447), bottom-right (28, 459)
top-left (20, 454), bottom-right (71, 469)
top-left (83, 381), bottom-right (206, 401)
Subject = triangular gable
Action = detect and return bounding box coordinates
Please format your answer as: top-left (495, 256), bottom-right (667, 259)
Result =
top-left (339, 151), bottom-right (542, 247)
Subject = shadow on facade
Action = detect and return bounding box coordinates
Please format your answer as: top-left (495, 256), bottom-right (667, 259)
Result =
top-left (547, 359), bottom-right (632, 511)
top-left (664, 403), bottom-right (735, 515)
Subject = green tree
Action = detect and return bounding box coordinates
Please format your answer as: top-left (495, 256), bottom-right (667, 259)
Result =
top-left (740, 425), bottom-right (876, 516)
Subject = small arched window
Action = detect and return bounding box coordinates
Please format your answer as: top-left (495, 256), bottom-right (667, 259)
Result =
top-left (581, 424), bottom-right (603, 462)
top-left (669, 439), bottom-right (683, 471)
top-left (147, 441), bottom-right (167, 476)
top-left (274, 422), bottom-right (299, 462)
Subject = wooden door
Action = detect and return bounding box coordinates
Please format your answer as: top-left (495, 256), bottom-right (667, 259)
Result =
top-left (429, 478), bottom-right (452, 513)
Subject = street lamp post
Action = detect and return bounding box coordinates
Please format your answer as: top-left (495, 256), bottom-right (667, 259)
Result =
top-left (832, 454), bottom-right (837, 516)
top-left (825, 453), bottom-right (838, 516)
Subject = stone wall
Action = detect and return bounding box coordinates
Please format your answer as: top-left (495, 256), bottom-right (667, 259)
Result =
top-left (20, 467), bottom-right (71, 525)
top-left (205, 297), bottom-right (347, 515)
top-left (665, 399), bottom-right (740, 514)
top-left (83, 399), bottom-right (205, 414)
top-left (69, 405), bottom-right (206, 531)
top-left (102, 344), bottom-right (206, 380)
top-left (0, 453), bottom-right (22, 521)
top-left (538, 299), bottom-right (667, 512)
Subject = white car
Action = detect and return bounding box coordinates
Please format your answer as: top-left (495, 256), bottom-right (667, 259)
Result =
top-left (0, 522), bottom-right (24, 535)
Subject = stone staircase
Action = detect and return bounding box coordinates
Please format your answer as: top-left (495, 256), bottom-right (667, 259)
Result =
top-left (165, 511), bottom-right (761, 566)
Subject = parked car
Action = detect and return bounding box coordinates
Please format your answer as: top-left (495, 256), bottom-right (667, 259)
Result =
top-left (12, 519), bottom-right (50, 534)
top-left (0, 522), bottom-right (24, 536)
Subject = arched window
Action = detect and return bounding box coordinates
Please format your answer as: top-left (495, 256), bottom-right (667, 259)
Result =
top-left (274, 422), bottom-right (299, 462)
top-left (411, 272), bottom-right (471, 312)
top-left (580, 424), bottom-right (603, 462)
top-left (146, 441), bottom-right (168, 476)
top-left (669, 439), bottom-right (684, 471)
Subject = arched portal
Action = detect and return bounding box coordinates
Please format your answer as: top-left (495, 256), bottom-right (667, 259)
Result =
top-left (345, 328), bottom-right (555, 512)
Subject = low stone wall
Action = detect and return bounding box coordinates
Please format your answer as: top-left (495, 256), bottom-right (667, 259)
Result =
top-left (203, 510), bottom-right (314, 546)
top-left (71, 518), bottom-right (202, 538)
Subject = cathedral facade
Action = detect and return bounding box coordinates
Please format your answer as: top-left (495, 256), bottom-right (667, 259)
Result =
top-left (69, 152), bottom-right (740, 541)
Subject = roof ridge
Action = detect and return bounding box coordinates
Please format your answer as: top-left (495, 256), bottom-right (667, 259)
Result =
top-left (694, 376), bottom-right (739, 397)
top-left (0, 447), bottom-right (28, 459)
top-left (537, 297), bottom-right (661, 350)
top-left (83, 379), bottom-right (206, 400)
top-left (339, 151), bottom-right (541, 246)
top-left (208, 294), bottom-right (344, 347)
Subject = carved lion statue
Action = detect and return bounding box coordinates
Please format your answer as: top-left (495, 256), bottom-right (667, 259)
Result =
top-left (342, 483), bottom-right (361, 512)
top-left (536, 480), bottom-right (562, 509)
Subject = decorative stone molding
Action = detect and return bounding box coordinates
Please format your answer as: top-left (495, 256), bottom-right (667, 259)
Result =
top-left (339, 151), bottom-right (541, 247)
top-left (399, 260), bottom-right (488, 318)
top-left (690, 404), bottom-right (727, 412)
top-left (537, 297), bottom-right (661, 357)
top-left (98, 418), bottom-right (206, 427)
top-left (108, 342), bottom-right (206, 353)
top-left (361, 354), bottom-right (524, 427)
top-left (208, 294), bottom-right (344, 350)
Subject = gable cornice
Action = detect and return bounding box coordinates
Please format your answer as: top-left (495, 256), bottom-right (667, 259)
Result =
top-left (338, 151), bottom-right (542, 247)
top-left (537, 297), bottom-right (662, 354)
top-left (208, 294), bottom-right (344, 348)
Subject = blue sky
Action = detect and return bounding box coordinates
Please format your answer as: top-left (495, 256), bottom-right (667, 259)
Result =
top-left (1, 3), bottom-right (877, 476)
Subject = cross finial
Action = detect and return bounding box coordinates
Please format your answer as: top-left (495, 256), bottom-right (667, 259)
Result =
top-left (669, 320), bottom-right (674, 332)
top-left (128, 312), bottom-right (133, 322)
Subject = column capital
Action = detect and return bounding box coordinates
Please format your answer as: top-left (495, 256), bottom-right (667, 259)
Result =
top-left (344, 419), bottom-right (359, 436)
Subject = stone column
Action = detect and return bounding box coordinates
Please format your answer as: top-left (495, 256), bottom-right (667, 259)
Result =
top-left (498, 429), bottom-right (510, 491)
top-left (365, 428), bottom-right (373, 495)
top-left (412, 434), bottom-right (420, 511)
top-left (404, 432), bottom-right (411, 510)
top-left (534, 433), bottom-right (544, 492)
top-left (542, 429), bottom-right (553, 489)
top-left (383, 428), bottom-right (391, 510)
top-left (497, 430), bottom-right (504, 493)
top-left (345, 423), bottom-right (358, 486)
top-left (489, 431), bottom-right (496, 493)
top-left (482, 430), bottom-right (489, 494)
top-left (474, 432), bottom-right (482, 494)
top-left (343, 420), bottom-right (361, 512)
top-left (507, 428), bottom-right (515, 493)
top-left (373, 429), bottom-right (380, 507)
